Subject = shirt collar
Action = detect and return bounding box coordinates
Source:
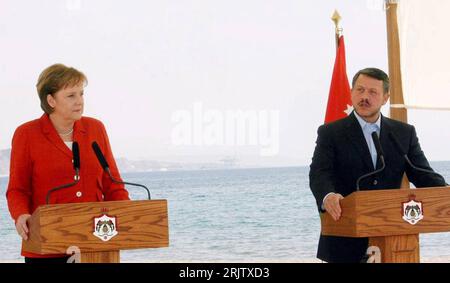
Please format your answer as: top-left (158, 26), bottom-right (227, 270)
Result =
top-left (354, 111), bottom-right (381, 130)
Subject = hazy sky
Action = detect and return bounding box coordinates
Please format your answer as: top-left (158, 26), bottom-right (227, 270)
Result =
top-left (1, 0), bottom-right (449, 166)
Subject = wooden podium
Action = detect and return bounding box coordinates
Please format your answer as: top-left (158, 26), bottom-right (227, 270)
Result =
top-left (321, 186), bottom-right (450, 263)
top-left (22, 199), bottom-right (169, 263)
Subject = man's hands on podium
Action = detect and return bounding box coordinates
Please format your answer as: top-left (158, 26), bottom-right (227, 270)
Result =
top-left (323, 193), bottom-right (344, 221)
top-left (15, 214), bottom-right (31, 240)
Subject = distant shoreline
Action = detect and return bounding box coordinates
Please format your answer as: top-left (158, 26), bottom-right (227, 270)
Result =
top-left (1, 161), bottom-right (450, 179)
top-left (0, 166), bottom-right (305, 180)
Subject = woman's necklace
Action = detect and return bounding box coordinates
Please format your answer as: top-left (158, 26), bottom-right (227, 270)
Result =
top-left (58, 128), bottom-right (74, 136)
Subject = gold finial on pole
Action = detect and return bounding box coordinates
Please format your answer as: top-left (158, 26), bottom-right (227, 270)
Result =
top-left (331, 10), bottom-right (343, 49)
top-left (331, 10), bottom-right (341, 28)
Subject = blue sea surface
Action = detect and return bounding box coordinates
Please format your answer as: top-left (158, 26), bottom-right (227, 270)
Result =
top-left (1, 163), bottom-right (449, 262)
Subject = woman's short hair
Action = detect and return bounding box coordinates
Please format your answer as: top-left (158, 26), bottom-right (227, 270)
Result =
top-left (36, 64), bottom-right (87, 114)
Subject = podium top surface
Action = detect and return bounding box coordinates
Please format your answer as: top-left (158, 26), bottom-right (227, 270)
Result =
top-left (321, 186), bottom-right (450, 237)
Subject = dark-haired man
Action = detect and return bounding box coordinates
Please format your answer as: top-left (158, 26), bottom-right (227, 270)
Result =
top-left (309, 68), bottom-right (446, 263)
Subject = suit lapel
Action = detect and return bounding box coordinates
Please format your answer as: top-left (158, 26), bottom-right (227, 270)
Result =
top-left (40, 114), bottom-right (72, 158)
top-left (344, 112), bottom-right (374, 171)
top-left (39, 114), bottom-right (86, 159)
top-left (378, 115), bottom-right (393, 170)
top-left (73, 117), bottom-right (86, 143)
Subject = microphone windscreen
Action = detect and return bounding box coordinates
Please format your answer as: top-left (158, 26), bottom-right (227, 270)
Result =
top-left (92, 141), bottom-right (110, 169)
top-left (72, 142), bottom-right (80, 169)
top-left (371, 131), bottom-right (384, 157)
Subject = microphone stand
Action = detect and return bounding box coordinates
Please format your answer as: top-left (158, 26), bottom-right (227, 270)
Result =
top-left (104, 167), bottom-right (152, 200)
top-left (46, 169), bottom-right (80, 204)
top-left (356, 156), bottom-right (385, 191)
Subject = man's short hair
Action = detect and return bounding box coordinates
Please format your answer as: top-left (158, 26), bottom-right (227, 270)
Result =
top-left (352, 68), bottom-right (389, 94)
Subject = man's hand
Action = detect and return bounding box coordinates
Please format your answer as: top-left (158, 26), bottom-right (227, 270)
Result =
top-left (323, 193), bottom-right (344, 221)
top-left (15, 214), bottom-right (31, 240)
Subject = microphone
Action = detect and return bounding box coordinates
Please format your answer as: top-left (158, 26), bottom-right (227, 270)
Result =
top-left (388, 132), bottom-right (448, 185)
top-left (46, 142), bottom-right (81, 204)
top-left (356, 132), bottom-right (386, 191)
top-left (73, 141), bottom-right (80, 179)
top-left (91, 141), bottom-right (151, 200)
top-left (372, 131), bottom-right (385, 163)
top-left (92, 141), bottom-right (110, 171)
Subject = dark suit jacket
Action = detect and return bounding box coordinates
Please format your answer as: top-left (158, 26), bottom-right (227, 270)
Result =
top-left (309, 112), bottom-right (446, 263)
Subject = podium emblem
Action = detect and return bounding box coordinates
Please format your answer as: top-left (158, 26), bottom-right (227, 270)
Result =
top-left (93, 214), bottom-right (118, 241)
top-left (402, 195), bottom-right (423, 225)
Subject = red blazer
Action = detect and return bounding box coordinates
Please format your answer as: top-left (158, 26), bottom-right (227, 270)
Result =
top-left (6, 114), bottom-right (129, 258)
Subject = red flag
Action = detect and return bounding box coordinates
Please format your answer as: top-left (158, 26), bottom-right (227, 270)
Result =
top-left (324, 35), bottom-right (353, 124)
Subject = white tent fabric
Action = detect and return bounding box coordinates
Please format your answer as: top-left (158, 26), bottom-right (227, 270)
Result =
top-left (396, 0), bottom-right (450, 110)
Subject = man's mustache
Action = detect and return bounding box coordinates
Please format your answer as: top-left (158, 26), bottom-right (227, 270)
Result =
top-left (358, 99), bottom-right (370, 107)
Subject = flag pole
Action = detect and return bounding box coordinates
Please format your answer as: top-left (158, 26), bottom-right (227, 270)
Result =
top-left (331, 10), bottom-right (342, 49)
top-left (385, 0), bottom-right (407, 123)
top-left (325, 10), bottom-right (352, 124)
top-left (385, 0), bottom-right (411, 189)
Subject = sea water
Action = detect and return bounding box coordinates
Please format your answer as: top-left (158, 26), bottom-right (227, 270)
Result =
top-left (1, 163), bottom-right (449, 262)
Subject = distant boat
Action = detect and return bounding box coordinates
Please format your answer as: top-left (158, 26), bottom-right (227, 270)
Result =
top-left (160, 168), bottom-right (168, 172)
